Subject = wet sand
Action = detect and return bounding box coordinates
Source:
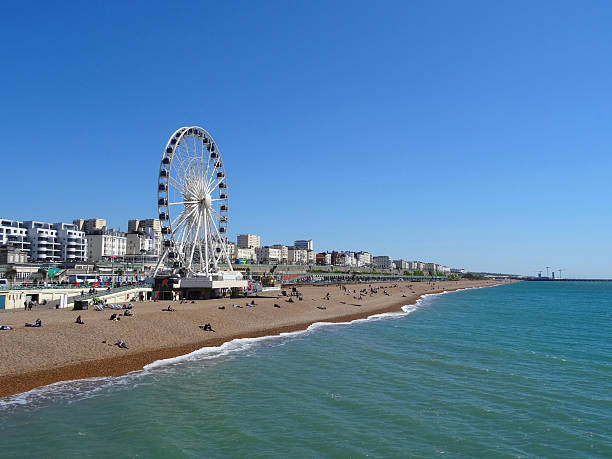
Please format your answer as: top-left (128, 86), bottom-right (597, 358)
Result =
top-left (0, 279), bottom-right (515, 398)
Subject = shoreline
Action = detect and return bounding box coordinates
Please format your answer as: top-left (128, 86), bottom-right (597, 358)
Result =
top-left (0, 280), bottom-right (514, 399)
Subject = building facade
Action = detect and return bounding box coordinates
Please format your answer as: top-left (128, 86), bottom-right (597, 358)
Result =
top-left (255, 246), bottom-right (280, 264)
top-left (73, 218), bottom-right (107, 234)
top-left (53, 222), bottom-right (87, 261)
top-left (86, 230), bottom-right (127, 261)
top-left (373, 256), bottom-right (393, 269)
top-left (294, 239), bottom-right (313, 251)
top-left (271, 245), bottom-right (289, 263)
top-left (238, 234), bottom-right (261, 249)
top-left (23, 221), bottom-right (60, 262)
top-left (128, 219), bottom-right (162, 255)
top-left (287, 247), bottom-right (308, 264)
top-left (0, 219), bottom-right (30, 253)
top-left (316, 252), bottom-right (332, 265)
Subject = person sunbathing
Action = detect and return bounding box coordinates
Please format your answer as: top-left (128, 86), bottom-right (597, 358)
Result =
top-left (25, 319), bottom-right (42, 327)
top-left (0, 325), bottom-right (13, 330)
top-left (109, 313), bottom-right (120, 321)
top-left (75, 315), bottom-right (85, 324)
top-left (199, 323), bottom-right (215, 332)
top-left (123, 310), bottom-right (133, 317)
top-left (115, 340), bottom-right (128, 349)
top-left (162, 305), bottom-right (176, 312)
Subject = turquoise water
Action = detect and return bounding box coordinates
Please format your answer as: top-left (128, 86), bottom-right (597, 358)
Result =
top-left (1, 282), bottom-right (610, 457)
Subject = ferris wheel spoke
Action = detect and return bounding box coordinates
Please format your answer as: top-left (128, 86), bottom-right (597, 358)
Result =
top-left (207, 213), bottom-right (231, 267)
top-left (168, 200), bottom-right (201, 206)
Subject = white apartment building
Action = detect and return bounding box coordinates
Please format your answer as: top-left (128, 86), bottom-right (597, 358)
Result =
top-left (423, 263), bottom-right (438, 273)
top-left (307, 250), bottom-right (316, 264)
top-left (294, 239), bottom-right (313, 251)
top-left (408, 261), bottom-right (425, 271)
top-left (23, 221), bottom-right (61, 262)
top-left (86, 230), bottom-right (127, 261)
top-left (255, 246), bottom-right (281, 264)
top-left (126, 232), bottom-right (153, 255)
top-left (373, 256), bottom-right (393, 269)
top-left (393, 259), bottom-right (409, 270)
top-left (128, 219), bottom-right (162, 255)
top-left (53, 222), bottom-right (87, 261)
top-left (0, 219), bottom-right (30, 253)
top-left (287, 246), bottom-right (308, 264)
top-left (317, 252), bottom-right (332, 265)
top-left (355, 251), bottom-right (372, 267)
top-left (271, 245), bottom-right (289, 263)
top-left (238, 234), bottom-right (261, 249)
top-left (234, 246), bottom-right (256, 262)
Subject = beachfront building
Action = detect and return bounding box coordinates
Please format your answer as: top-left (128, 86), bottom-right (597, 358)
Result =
top-left (234, 246), bottom-right (256, 263)
top-left (316, 252), bottom-right (332, 265)
top-left (0, 219), bottom-right (30, 254)
top-left (294, 239), bottom-right (314, 251)
top-left (423, 263), bottom-right (439, 274)
top-left (53, 222), bottom-right (87, 261)
top-left (393, 259), bottom-right (409, 270)
top-left (23, 221), bottom-right (61, 262)
top-left (237, 234), bottom-right (261, 249)
top-left (373, 256), bottom-right (393, 269)
top-left (126, 232), bottom-right (153, 255)
top-left (73, 218), bottom-right (107, 234)
top-left (86, 229), bottom-right (127, 261)
top-left (356, 251), bottom-right (372, 267)
top-left (408, 261), bottom-right (424, 271)
top-left (0, 245), bottom-right (28, 264)
top-left (271, 245), bottom-right (289, 263)
top-left (307, 250), bottom-right (316, 264)
top-left (287, 246), bottom-right (308, 264)
top-left (255, 246), bottom-right (281, 264)
top-left (438, 266), bottom-right (451, 274)
top-left (128, 219), bottom-right (162, 256)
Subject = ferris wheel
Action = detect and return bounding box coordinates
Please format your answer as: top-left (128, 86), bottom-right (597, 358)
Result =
top-left (154, 126), bottom-right (233, 277)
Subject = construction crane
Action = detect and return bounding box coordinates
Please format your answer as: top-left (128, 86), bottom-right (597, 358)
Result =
top-left (558, 268), bottom-right (565, 279)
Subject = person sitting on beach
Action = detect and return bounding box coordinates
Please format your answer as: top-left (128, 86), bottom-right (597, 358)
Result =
top-left (287, 297), bottom-right (294, 303)
top-left (109, 313), bottom-right (120, 321)
top-left (199, 323), bottom-right (215, 332)
top-left (124, 310), bottom-right (133, 317)
top-left (115, 340), bottom-right (128, 349)
top-left (162, 305), bottom-right (175, 312)
top-left (25, 319), bottom-right (42, 328)
top-left (75, 315), bottom-right (85, 324)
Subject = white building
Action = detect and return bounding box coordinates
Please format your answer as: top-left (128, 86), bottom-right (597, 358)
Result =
top-left (355, 251), bottom-right (372, 267)
top-left (53, 222), bottom-right (87, 261)
top-left (307, 250), bottom-right (316, 265)
top-left (393, 259), bottom-right (409, 270)
top-left (408, 261), bottom-right (425, 271)
top-left (271, 245), bottom-right (289, 263)
top-left (23, 221), bottom-right (60, 262)
top-left (86, 230), bottom-right (127, 261)
top-left (234, 246), bottom-right (256, 262)
top-left (255, 246), bottom-right (280, 264)
top-left (0, 219), bottom-right (30, 254)
top-left (316, 252), bottom-right (332, 265)
top-left (373, 256), bottom-right (393, 269)
top-left (128, 219), bottom-right (162, 256)
top-left (238, 234), bottom-right (261, 249)
top-left (294, 239), bottom-right (313, 251)
top-left (287, 246), bottom-right (308, 264)
top-left (126, 232), bottom-right (153, 255)
top-left (424, 263), bottom-right (438, 273)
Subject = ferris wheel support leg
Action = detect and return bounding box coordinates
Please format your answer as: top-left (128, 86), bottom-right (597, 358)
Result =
top-left (153, 250), bottom-right (168, 277)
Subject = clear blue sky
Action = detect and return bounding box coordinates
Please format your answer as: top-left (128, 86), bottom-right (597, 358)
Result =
top-left (1, 1), bottom-right (611, 278)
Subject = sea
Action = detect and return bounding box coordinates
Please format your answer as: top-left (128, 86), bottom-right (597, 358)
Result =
top-left (0, 281), bottom-right (610, 458)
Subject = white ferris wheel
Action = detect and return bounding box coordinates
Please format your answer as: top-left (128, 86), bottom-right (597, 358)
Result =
top-left (154, 126), bottom-right (233, 278)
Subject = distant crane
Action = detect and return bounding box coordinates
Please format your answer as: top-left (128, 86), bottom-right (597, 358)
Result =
top-left (537, 270), bottom-right (543, 278)
top-left (558, 268), bottom-right (565, 280)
